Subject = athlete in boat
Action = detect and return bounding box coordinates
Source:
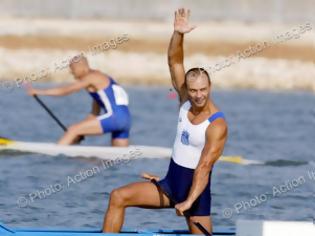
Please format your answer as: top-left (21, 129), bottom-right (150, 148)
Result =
top-left (27, 56), bottom-right (131, 146)
top-left (102, 8), bottom-right (228, 234)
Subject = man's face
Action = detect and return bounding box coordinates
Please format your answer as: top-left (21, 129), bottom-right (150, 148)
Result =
top-left (70, 60), bottom-right (88, 79)
top-left (186, 74), bottom-right (210, 108)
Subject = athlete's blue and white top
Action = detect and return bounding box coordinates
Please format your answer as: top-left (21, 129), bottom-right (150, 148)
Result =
top-left (158, 100), bottom-right (225, 216)
top-left (172, 101), bottom-right (225, 169)
top-left (88, 77), bottom-right (131, 139)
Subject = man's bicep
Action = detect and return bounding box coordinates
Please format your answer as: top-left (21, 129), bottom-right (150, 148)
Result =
top-left (204, 120), bottom-right (228, 161)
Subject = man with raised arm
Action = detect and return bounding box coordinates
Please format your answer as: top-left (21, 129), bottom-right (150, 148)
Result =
top-left (102, 8), bottom-right (228, 234)
top-left (27, 56), bottom-right (131, 146)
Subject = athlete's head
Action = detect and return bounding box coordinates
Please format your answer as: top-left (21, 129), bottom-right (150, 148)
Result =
top-left (69, 54), bottom-right (90, 79)
top-left (185, 67), bottom-right (211, 108)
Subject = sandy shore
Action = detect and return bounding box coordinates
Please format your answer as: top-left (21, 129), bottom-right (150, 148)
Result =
top-left (0, 18), bottom-right (314, 92)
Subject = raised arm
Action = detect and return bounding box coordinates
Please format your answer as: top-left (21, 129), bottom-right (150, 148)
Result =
top-left (168, 8), bottom-right (195, 104)
top-left (27, 78), bottom-right (91, 96)
top-left (175, 119), bottom-right (228, 213)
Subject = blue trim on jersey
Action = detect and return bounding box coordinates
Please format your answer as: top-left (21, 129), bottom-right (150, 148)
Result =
top-left (158, 158), bottom-right (212, 216)
top-left (88, 78), bottom-right (117, 111)
top-left (89, 92), bottom-right (107, 112)
top-left (208, 111), bottom-right (225, 123)
top-left (88, 77), bottom-right (131, 138)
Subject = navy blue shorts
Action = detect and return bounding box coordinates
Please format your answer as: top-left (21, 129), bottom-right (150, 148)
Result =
top-left (158, 158), bottom-right (212, 216)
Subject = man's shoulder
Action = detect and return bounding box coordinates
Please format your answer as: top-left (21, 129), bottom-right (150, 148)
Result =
top-left (84, 71), bottom-right (110, 82)
top-left (180, 100), bottom-right (191, 109)
top-left (206, 104), bottom-right (228, 136)
top-left (206, 117), bottom-right (228, 140)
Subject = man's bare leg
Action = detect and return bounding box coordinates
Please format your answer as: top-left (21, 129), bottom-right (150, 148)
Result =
top-left (58, 118), bottom-right (103, 145)
top-left (186, 215), bottom-right (212, 234)
top-left (103, 181), bottom-right (170, 233)
top-left (111, 138), bottom-right (129, 147)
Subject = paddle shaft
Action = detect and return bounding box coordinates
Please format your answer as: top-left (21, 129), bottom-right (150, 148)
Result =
top-left (33, 95), bottom-right (67, 131)
top-left (33, 95), bottom-right (84, 142)
top-left (151, 179), bottom-right (212, 236)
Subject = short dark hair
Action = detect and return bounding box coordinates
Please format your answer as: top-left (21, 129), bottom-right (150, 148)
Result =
top-left (185, 67), bottom-right (211, 86)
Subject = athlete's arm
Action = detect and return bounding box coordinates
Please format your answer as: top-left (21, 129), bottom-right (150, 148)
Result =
top-left (81, 101), bottom-right (101, 122)
top-left (175, 119), bottom-right (228, 214)
top-left (27, 78), bottom-right (91, 96)
top-left (91, 100), bottom-right (101, 116)
top-left (168, 8), bottom-right (195, 104)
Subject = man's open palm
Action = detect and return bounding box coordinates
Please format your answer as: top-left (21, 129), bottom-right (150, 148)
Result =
top-left (174, 8), bottom-right (196, 34)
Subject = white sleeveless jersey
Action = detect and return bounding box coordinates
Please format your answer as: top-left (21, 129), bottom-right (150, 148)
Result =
top-left (172, 101), bottom-right (225, 169)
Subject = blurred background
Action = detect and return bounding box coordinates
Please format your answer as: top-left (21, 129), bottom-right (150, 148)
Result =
top-left (0, 0), bottom-right (314, 90)
top-left (0, 0), bottom-right (314, 232)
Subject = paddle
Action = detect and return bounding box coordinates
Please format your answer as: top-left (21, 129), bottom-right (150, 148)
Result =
top-left (150, 179), bottom-right (212, 236)
top-left (33, 95), bottom-right (67, 131)
top-left (33, 95), bottom-right (84, 142)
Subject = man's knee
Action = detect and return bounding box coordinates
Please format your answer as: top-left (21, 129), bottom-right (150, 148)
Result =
top-left (109, 188), bottom-right (128, 207)
top-left (67, 124), bottom-right (81, 135)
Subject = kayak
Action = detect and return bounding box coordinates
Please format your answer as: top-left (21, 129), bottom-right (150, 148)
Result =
top-left (0, 136), bottom-right (256, 165)
top-left (0, 222), bottom-right (236, 235)
top-left (0, 136), bottom-right (172, 159)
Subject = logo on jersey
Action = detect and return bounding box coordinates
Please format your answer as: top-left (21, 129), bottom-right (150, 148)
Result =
top-left (181, 130), bottom-right (190, 145)
top-left (179, 117), bottom-right (182, 123)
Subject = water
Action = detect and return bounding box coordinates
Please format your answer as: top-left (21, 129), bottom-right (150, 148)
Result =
top-left (0, 84), bottom-right (315, 230)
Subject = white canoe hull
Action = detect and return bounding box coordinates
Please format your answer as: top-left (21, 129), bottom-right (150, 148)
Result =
top-left (0, 138), bottom-right (172, 160)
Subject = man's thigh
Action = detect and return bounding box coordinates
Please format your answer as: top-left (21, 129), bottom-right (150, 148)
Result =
top-left (113, 181), bottom-right (171, 208)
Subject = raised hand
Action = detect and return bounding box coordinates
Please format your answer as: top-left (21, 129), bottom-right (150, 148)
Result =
top-left (174, 8), bottom-right (196, 34)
